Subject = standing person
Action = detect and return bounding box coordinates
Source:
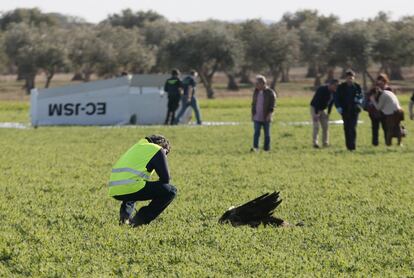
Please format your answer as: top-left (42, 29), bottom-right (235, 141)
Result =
top-left (363, 74), bottom-right (391, 146)
top-left (164, 69), bottom-right (183, 125)
top-left (370, 89), bottom-right (404, 146)
top-left (409, 91), bottom-right (414, 120)
top-left (310, 79), bottom-right (339, 148)
top-left (109, 135), bottom-right (177, 227)
top-left (334, 70), bottom-right (363, 151)
top-left (251, 75), bottom-right (277, 152)
top-left (174, 70), bottom-right (202, 125)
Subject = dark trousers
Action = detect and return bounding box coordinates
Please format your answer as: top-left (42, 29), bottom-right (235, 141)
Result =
top-left (114, 181), bottom-right (177, 224)
top-left (175, 97), bottom-right (202, 125)
top-left (342, 113), bottom-right (358, 150)
top-left (384, 112), bottom-right (402, 146)
top-left (253, 121), bottom-right (271, 150)
top-left (165, 96), bottom-right (180, 125)
top-left (370, 115), bottom-right (386, 146)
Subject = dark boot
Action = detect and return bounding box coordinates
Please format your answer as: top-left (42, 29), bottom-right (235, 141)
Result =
top-left (119, 201), bottom-right (135, 225)
top-left (164, 111), bottom-right (171, 125)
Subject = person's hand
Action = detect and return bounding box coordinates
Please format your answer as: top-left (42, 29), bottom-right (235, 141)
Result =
top-left (336, 107), bottom-right (343, 114)
top-left (265, 113), bottom-right (272, 121)
top-left (354, 97), bottom-right (363, 104)
top-left (186, 98), bottom-right (191, 104)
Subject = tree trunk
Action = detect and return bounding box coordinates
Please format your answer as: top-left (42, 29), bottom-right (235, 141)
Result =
top-left (44, 71), bottom-right (54, 88)
top-left (365, 70), bottom-right (376, 87)
top-left (281, 66), bottom-right (290, 83)
top-left (325, 68), bottom-right (335, 84)
top-left (390, 64), bottom-right (404, 80)
top-left (379, 62), bottom-right (391, 77)
top-left (306, 63), bottom-right (317, 78)
top-left (240, 68), bottom-right (252, 84)
top-left (314, 74), bottom-right (322, 90)
top-left (17, 71), bottom-right (24, 81)
top-left (362, 70), bottom-right (368, 92)
top-left (72, 72), bottom-right (84, 81)
top-left (270, 71), bottom-right (280, 93)
top-left (226, 73), bottom-right (239, 91)
top-left (83, 70), bottom-right (92, 82)
top-left (24, 73), bottom-right (36, 94)
top-left (199, 71), bottom-right (215, 99)
top-left (205, 82), bottom-right (215, 99)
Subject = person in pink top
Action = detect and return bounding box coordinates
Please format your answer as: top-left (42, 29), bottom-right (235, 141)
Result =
top-left (251, 75), bottom-right (277, 152)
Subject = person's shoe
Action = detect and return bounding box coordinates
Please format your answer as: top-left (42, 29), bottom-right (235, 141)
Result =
top-left (313, 144), bottom-right (320, 149)
top-left (250, 147), bottom-right (259, 152)
top-left (323, 143), bottom-right (330, 147)
top-left (119, 201), bottom-right (135, 225)
top-left (119, 213), bottom-right (131, 225)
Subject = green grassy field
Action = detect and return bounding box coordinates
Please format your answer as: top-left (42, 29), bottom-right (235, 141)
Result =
top-left (1, 96), bottom-right (413, 277)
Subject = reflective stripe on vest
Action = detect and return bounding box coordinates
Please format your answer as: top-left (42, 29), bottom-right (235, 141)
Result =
top-left (108, 179), bottom-right (136, 187)
top-left (108, 139), bottom-right (161, 196)
top-left (111, 168), bottom-right (151, 180)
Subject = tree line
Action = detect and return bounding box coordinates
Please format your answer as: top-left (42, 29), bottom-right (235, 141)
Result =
top-left (0, 8), bottom-right (414, 97)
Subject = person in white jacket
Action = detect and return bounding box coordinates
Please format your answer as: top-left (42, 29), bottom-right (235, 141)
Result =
top-left (370, 89), bottom-right (403, 146)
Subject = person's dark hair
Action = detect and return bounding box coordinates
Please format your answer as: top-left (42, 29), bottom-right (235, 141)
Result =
top-left (171, 69), bottom-right (180, 76)
top-left (328, 79), bottom-right (339, 85)
top-left (345, 69), bottom-right (355, 77)
top-left (145, 135), bottom-right (171, 154)
top-left (189, 69), bottom-right (197, 76)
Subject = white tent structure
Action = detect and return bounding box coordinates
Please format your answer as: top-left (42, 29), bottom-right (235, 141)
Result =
top-left (30, 75), bottom-right (171, 126)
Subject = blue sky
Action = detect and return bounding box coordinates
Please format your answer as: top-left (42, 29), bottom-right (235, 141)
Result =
top-left (1, 0), bottom-right (413, 23)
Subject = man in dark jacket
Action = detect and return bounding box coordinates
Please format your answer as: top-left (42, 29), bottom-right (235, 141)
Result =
top-left (164, 69), bottom-right (183, 125)
top-left (310, 79), bottom-right (338, 148)
top-left (334, 70), bottom-right (363, 151)
top-left (174, 70), bottom-right (202, 125)
top-left (251, 75), bottom-right (277, 152)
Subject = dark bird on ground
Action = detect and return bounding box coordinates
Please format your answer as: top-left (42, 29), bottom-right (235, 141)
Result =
top-left (219, 191), bottom-right (302, 228)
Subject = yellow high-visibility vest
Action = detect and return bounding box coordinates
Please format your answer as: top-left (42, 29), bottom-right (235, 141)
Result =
top-left (108, 138), bottom-right (161, 196)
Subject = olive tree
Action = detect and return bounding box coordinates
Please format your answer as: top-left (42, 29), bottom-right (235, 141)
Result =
top-left (238, 20), bottom-right (268, 84)
top-left (67, 27), bottom-right (116, 81)
top-left (0, 8), bottom-right (58, 30)
top-left (328, 21), bottom-right (374, 90)
top-left (161, 22), bottom-right (242, 98)
top-left (283, 10), bottom-right (339, 86)
top-left (103, 9), bottom-right (165, 29)
top-left (36, 27), bottom-right (67, 88)
top-left (3, 23), bottom-right (38, 92)
top-left (96, 25), bottom-right (156, 75)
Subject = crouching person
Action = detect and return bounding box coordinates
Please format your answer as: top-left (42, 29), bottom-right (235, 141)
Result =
top-left (109, 135), bottom-right (177, 227)
top-left (370, 90), bottom-right (404, 146)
